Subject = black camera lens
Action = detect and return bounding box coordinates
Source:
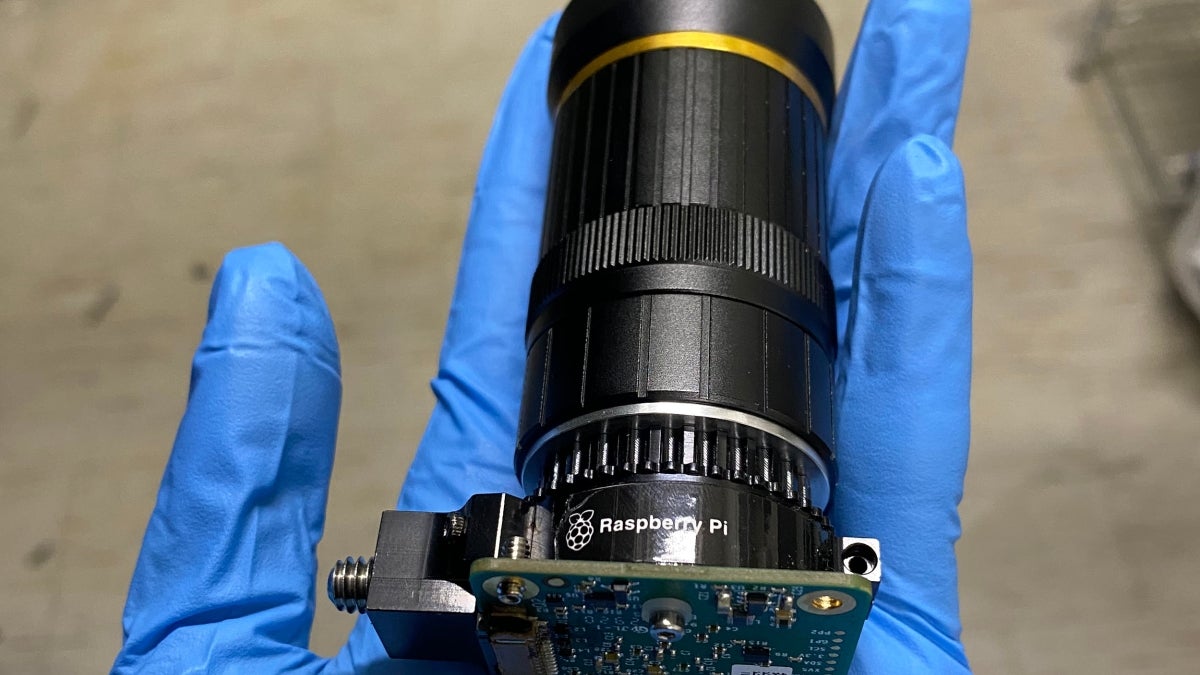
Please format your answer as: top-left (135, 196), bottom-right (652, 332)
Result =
top-left (329, 6), bottom-right (883, 670)
top-left (516, 0), bottom-right (840, 572)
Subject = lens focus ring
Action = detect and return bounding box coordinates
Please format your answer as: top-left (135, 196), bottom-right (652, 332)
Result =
top-left (529, 204), bottom-right (834, 333)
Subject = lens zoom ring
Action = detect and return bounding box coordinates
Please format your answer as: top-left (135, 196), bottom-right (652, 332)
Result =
top-left (531, 204), bottom-right (832, 312)
top-left (538, 423), bottom-right (816, 508)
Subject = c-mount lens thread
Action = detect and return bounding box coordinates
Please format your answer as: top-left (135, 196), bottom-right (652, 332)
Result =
top-left (517, 0), bottom-right (840, 572)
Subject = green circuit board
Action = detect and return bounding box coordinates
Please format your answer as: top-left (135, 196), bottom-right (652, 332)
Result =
top-left (470, 559), bottom-right (873, 675)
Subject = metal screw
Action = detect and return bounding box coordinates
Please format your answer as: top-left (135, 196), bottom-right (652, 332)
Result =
top-left (496, 577), bottom-right (527, 605)
top-left (328, 556), bottom-right (373, 614)
top-left (649, 609), bottom-right (686, 643)
top-left (443, 514), bottom-right (467, 538)
top-left (808, 595), bottom-right (843, 611)
top-left (502, 535), bottom-right (531, 559)
top-left (797, 590), bottom-right (855, 615)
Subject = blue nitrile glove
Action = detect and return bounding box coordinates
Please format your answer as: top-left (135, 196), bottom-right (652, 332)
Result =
top-left (114, 1), bottom-right (971, 672)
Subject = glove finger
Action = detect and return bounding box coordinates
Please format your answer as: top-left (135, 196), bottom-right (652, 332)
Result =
top-left (114, 243), bottom-right (340, 671)
top-left (833, 137), bottom-right (971, 666)
top-left (829, 0), bottom-right (971, 335)
top-left (400, 15), bottom-right (559, 513)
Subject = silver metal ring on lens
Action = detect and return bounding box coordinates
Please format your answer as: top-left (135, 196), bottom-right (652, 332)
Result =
top-left (521, 401), bottom-right (832, 509)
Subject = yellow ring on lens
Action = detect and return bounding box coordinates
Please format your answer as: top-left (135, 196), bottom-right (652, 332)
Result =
top-left (559, 31), bottom-right (829, 127)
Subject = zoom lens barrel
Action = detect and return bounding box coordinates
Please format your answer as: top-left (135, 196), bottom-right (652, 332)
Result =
top-left (517, 0), bottom-right (840, 572)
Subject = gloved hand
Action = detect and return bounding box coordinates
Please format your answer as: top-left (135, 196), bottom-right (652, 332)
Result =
top-left (114, 1), bottom-right (971, 673)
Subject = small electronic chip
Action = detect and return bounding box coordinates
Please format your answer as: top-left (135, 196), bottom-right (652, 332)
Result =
top-left (611, 579), bottom-right (631, 605)
top-left (584, 589), bottom-right (616, 610)
top-left (741, 643), bottom-right (772, 665)
top-left (746, 591), bottom-right (771, 613)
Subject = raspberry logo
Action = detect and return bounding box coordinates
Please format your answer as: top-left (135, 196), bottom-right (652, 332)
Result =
top-left (564, 510), bottom-right (596, 551)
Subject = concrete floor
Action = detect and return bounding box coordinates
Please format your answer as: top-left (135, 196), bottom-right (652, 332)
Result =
top-left (2, 1), bottom-right (1199, 673)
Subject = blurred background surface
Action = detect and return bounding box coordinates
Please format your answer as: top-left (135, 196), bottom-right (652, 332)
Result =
top-left (3, 0), bottom-right (1200, 672)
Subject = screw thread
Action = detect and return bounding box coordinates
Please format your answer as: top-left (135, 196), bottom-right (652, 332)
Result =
top-left (502, 535), bottom-right (531, 559)
top-left (444, 513), bottom-right (467, 538)
top-left (328, 556), bottom-right (373, 614)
